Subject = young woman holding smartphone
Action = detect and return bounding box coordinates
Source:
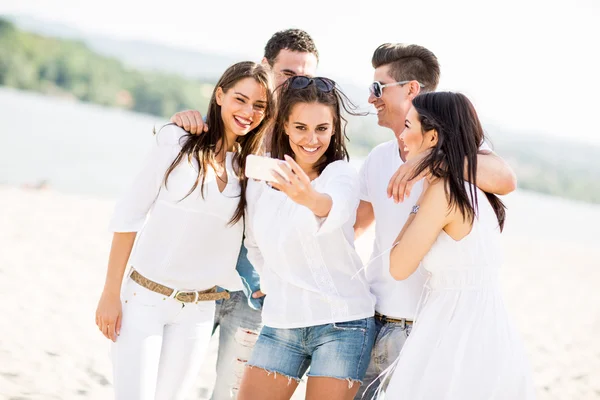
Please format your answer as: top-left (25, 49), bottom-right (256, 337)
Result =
top-left (238, 76), bottom-right (376, 400)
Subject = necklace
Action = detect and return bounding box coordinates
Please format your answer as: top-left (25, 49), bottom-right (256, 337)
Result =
top-left (213, 158), bottom-right (228, 184)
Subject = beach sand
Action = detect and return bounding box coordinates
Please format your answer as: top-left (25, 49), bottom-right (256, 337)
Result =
top-left (0, 186), bottom-right (598, 399)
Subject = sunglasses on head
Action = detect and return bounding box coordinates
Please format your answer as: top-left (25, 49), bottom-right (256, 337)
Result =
top-left (288, 76), bottom-right (336, 93)
top-left (369, 80), bottom-right (425, 98)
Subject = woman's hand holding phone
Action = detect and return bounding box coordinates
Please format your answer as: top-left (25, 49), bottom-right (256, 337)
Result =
top-left (270, 155), bottom-right (319, 209)
top-left (245, 154), bottom-right (332, 217)
top-left (245, 155), bottom-right (290, 183)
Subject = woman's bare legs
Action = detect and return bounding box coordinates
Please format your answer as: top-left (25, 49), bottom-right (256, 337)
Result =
top-left (305, 376), bottom-right (360, 400)
top-left (237, 366), bottom-right (300, 400)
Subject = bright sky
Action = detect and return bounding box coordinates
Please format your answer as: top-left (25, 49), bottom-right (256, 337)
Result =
top-left (2, 0), bottom-right (599, 145)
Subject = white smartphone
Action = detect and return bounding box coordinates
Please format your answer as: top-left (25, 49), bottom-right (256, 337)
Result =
top-left (245, 154), bottom-right (290, 183)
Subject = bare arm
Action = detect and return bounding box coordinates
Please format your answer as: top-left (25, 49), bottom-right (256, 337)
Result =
top-left (306, 192), bottom-right (334, 218)
top-left (354, 200), bottom-right (375, 240)
top-left (96, 232), bottom-right (136, 342)
top-left (103, 232), bottom-right (137, 295)
top-left (388, 150), bottom-right (517, 203)
top-left (473, 151), bottom-right (517, 195)
top-left (389, 180), bottom-right (449, 280)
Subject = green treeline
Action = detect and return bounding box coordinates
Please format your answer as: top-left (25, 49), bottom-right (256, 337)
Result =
top-left (0, 18), bottom-right (212, 117)
top-left (1, 17), bottom-right (599, 204)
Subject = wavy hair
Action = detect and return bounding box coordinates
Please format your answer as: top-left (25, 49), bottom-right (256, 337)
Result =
top-left (161, 61), bottom-right (274, 224)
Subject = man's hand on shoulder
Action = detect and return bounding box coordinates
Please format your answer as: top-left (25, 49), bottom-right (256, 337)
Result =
top-left (170, 110), bottom-right (207, 135)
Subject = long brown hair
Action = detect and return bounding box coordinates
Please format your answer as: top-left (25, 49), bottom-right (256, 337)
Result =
top-left (161, 61), bottom-right (274, 224)
top-left (270, 78), bottom-right (361, 174)
top-left (410, 92), bottom-right (506, 231)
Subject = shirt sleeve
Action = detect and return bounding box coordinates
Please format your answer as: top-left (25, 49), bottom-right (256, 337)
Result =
top-left (358, 152), bottom-right (371, 202)
top-left (295, 161), bottom-right (360, 236)
top-left (108, 124), bottom-right (184, 232)
top-left (243, 179), bottom-right (265, 275)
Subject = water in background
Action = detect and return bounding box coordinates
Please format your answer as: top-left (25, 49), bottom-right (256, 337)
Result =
top-left (2, 87), bottom-right (599, 246)
top-left (0, 87), bottom-right (165, 196)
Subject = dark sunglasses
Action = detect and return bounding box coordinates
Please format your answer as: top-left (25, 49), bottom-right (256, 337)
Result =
top-left (369, 80), bottom-right (425, 98)
top-left (288, 76), bottom-right (336, 93)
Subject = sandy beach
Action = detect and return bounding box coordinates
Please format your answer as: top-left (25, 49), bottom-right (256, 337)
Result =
top-left (1, 186), bottom-right (599, 400)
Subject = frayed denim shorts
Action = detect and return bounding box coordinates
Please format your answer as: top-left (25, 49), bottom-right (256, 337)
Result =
top-left (247, 317), bottom-right (376, 383)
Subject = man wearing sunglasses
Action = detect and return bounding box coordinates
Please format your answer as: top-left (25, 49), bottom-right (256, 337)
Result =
top-left (353, 43), bottom-right (517, 399)
top-left (169, 29), bottom-right (319, 400)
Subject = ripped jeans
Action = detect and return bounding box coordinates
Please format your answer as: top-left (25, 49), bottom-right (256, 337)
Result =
top-left (247, 317), bottom-right (376, 385)
top-left (354, 317), bottom-right (412, 400)
top-left (211, 290), bottom-right (262, 399)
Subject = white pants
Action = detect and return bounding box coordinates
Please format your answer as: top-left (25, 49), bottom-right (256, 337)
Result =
top-left (111, 279), bottom-right (215, 400)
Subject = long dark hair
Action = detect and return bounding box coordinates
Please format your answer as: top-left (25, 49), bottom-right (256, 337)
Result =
top-left (161, 61), bottom-right (274, 224)
top-left (410, 92), bottom-right (506, 231)
top-left (270, 78), bottom-right (361, 174)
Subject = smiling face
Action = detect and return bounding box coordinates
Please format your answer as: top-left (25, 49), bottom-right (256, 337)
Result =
top-left (399, 106), bottom-right (438, 160)
top-left (284, 102), bottom-right (334, 174)
top-left (216, 77), bottom-right (268, 145)
top-left (368, 64), bottom-right (414, 138)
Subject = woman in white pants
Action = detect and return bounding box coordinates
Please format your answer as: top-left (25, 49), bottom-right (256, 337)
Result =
top-left (94, 61), bottom-right (274, 400)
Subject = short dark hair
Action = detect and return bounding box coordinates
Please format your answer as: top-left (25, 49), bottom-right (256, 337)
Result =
top-left (263, 29), bottom-right (319, 66)
top-left (372, 43), bottom-right (440, 93)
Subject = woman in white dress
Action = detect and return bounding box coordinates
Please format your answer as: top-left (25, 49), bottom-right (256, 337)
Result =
top-left (384, 92), bottom-right (535, 399)
top-left (94, 61), bottom-right (274, 400)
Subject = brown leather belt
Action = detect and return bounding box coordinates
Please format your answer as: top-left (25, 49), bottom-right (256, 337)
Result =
top-left (130, 269), bottom-right (230, 303)
top-left (375, 312), bottom-right (413, 326)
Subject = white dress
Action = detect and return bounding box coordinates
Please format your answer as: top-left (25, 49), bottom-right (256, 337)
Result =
top-left (384, 188), bottom-right (535, 400)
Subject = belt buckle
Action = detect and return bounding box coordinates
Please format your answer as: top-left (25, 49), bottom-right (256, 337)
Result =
top-left (376, 313), bottom-right (389, 323)
top-left (174, 290), bottom-right (199, 303)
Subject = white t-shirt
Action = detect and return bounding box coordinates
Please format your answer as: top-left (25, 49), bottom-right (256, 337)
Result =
top-left (109, 124), bottom-right (244, 292)
top-left (245, 160), bottom-right (375, 329)
top-left (360, 139), bottom-right (493, 320)
top-left (359, 140), bottom-right (426, 320)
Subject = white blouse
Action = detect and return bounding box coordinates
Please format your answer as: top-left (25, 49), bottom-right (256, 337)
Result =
top-left (109, 124), bottom-right (244, 292)
top-left (245, 160), bottom-right (375, 329)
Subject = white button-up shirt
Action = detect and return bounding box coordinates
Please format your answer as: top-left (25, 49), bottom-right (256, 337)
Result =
top-left (109, 125), bottom-right (244, 292)
top-left (245, 160), bottom-right (375, 329)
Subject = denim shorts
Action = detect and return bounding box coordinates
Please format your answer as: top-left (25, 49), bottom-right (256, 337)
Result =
top-left (247, 317), bottom-right (376, 383)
